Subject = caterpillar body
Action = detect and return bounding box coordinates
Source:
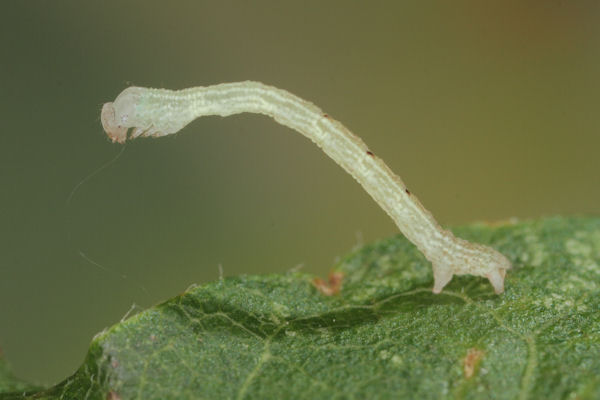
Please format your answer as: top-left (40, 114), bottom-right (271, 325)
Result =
top-left (101, 81), bottom-right (511, 294)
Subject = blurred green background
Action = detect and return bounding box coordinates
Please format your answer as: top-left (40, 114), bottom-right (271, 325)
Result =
top-left (1, 1), bottom-right (599, 385)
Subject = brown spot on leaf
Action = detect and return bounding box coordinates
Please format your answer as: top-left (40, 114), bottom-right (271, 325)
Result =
top-left (312, 271), bottom-right (344, 296)
top-left (106, 390), bottom-right (122, 400)
top-left (366, 150), bottom-right (374, 156)
top-left (463, 348), bottom-right (484, 379)
top-left (323, 113), bottom-right (330, 118)
top-left (405, 188), bottom-right (411, 195)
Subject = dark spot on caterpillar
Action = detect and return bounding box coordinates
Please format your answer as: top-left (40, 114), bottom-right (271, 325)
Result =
top-left (366, 151), bottom-right (374, 156)
top-left (405, 188), bottom-right (411, 195)
top-left (323, 113), bottom-right (330, 118)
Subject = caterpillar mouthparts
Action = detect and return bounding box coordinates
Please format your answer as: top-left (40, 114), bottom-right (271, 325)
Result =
top-left (101, 103), bottom-right (128, 144)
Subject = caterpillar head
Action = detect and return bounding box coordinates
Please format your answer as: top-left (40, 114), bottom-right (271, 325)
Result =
top-left (101, 87), bottom-right (143, 144)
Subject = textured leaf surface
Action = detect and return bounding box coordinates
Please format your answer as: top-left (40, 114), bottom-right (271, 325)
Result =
top-left (2, 217), bottom-right (599, 399)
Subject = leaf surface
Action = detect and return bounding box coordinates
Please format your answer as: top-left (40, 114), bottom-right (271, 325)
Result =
top-left (2, 217), bottom-right (599, 399)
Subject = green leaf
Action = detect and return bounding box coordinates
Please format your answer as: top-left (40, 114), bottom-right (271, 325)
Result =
top-left (2, 217), bottom-right (599, 399)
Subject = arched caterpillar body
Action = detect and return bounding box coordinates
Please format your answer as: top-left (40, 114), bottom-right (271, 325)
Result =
top-left (101, 81), bottom-right (511, 294)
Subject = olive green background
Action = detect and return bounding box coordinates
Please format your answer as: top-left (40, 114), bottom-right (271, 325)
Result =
top-left (1, 1), bottom-right (598, 385)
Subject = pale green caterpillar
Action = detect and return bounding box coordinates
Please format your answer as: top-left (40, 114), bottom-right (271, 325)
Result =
top-left (101, 81), bottom-right (511, 294)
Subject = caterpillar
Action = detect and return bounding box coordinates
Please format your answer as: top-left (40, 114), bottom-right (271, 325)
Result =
top-left (101, 81), bottom-right (511, 294)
